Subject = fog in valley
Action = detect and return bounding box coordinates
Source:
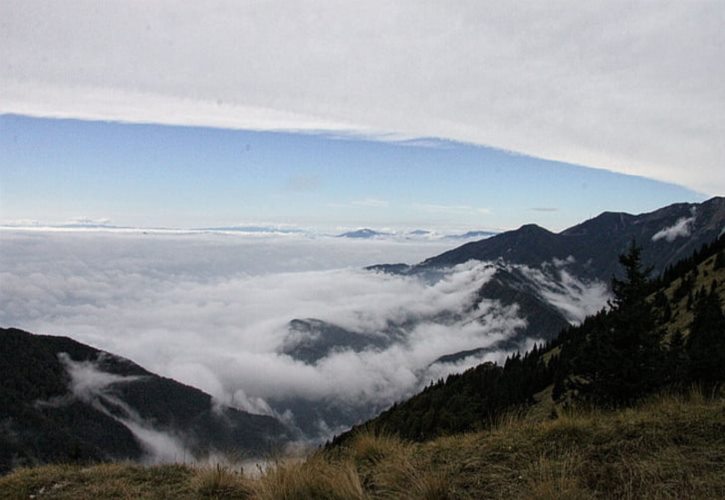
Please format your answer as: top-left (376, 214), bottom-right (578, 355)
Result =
top-left (0, 229), bottom-right (609, 441)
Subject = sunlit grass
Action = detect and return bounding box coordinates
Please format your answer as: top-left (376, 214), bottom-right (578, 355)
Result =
top-left (2, 391), bottom-right (724, 499)
top-left (257, 454), bottom-right (363, 499)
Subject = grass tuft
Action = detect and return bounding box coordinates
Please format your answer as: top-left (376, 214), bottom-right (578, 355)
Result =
top-left (194, 464), bottom-right (253, 499)
top-left (253, 453), bottom-right (365, 500)
top-left (374, 456), bottom-right (451, 500)
top-left (523, 453), bottom-right (590, 500)
top-left (347, 431), bottom-right (410, 466)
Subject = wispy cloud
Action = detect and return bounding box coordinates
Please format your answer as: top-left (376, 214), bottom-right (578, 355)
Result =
top-left (66, 217), bottom-right (112, 226)
top-left (652, 214), bottom-right (696, 242)
top-left (1, 219), bottom-right (41, 226)
top-left (412, 203), bottom-right (490, 215)
top-left (2, 2), bottom-right (722, 193)
top-left (521, 261), bottom-right (610, 324)
top-left (351, 198), bottom-right (389, 208)
top-left (396, 138), bottom-right (453, 149)
top-left (57, 353), bottom-right (193, 463)
top-left (529, 207), bottom-right (559, 213)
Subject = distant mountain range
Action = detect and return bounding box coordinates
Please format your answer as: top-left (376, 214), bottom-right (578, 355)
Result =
top-left (368, 196), bottom-right (724, 336)
top-left (2, 222), bottom-right (497, 241)
top-left (336, 228), bottom-right (497, 240)
top-left (420, 197), bottom-right (725, 281)
top-left (445, 230), bottom-right (498, 240)
top-left (337, 228), bottom-right (392, 239)
top-left (0, 328), bottom-right (291, 473)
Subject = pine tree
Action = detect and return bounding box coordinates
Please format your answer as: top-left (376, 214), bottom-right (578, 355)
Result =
top-left (687, 288), bottom-right (725, 389)
top-left (561, 241), bottom-right (664, 406)
top-left (715, 250), bottom-right (725, 270)
top-left (605, 241), bottom-right (663, 404)
top-left (666, 330), bottom-right (689, 387)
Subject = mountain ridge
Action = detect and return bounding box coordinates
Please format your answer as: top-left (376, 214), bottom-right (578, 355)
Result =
top-left (419, 196), bottom-right (724, 281)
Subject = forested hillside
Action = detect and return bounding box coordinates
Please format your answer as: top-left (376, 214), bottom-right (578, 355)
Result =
top-left (335, 234), bottom-right (725, 443)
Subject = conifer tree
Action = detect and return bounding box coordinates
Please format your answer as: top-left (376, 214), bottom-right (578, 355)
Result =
top-left (687, 288), bottom-right (725, 389)
top-left (561, 241), bottom-right (663, 406)
top-left (666, 329), bottom-right (689, 387)
top-left (605, 241), bottom-right (663, 403)
top-left (715, 250), bottom-right (725, 270)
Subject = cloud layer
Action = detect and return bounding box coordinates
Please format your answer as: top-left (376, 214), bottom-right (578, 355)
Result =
top-left (2, 1), bottom-right (723, 194)
top-left (1, 230), bottom-right (608, 437)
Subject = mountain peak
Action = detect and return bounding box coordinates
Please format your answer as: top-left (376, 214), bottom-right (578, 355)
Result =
top-left (518, 223), bottom-right (551, 233)
top-left (561, 211), bottom-right (635, 236)
top-left (337, 228), bottom-right (388, 239)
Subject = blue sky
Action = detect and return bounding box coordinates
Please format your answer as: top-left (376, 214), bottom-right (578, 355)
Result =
top-left (2, 2), bottom-right (722, 229)
top-left (0, 114), bottom-right (704, 232)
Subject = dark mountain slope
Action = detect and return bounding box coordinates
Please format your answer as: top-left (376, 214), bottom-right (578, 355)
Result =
top-left (0, 328), bottom-right (291, 474)
top-left (422, 223), bottom-right (562, 271)
top-left (279, 319), bottom-right (392, 364)
top-left (473, 265), bottom-right (571, 340)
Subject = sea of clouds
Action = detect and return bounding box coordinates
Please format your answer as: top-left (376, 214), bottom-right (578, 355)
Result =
top-left (0, 229), bottom-right (609, 443)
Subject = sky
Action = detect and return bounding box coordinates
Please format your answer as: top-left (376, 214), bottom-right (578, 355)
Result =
top-left (0, 114), bottom-right (705, 232)
top-left (1, 1), bottom-right (723, 233)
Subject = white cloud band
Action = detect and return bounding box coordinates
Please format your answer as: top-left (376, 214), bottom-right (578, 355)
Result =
top-left (2, 1), bottom-right (723, 194)
top-left (1, 230), bottom-right (610, 436)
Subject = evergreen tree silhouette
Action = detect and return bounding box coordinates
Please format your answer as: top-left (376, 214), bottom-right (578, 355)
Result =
top-left (605, 241), bottom-right (663, 404)
top-left (563, 241), bottom-right (663, 406)
top-left (687, 288), bottom-right (725, 390)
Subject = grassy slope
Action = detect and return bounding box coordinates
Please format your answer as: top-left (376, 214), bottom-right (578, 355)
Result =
top-left (661, 252), bottom-right (725, 340)
top-left (2, 392), bottom-right (724, 499)
top-left (411, 392), bottom-right (725, 499)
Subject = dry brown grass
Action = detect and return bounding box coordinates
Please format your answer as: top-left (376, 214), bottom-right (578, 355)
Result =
top-left (523, 453), bottom-right (590, 500)
top-left (341, 431), bottom-right (451, 499)
top-left (346, 431), bottom-right (409, 467)
top-left (0, 462), bottom-right (195, 499)
top-left (2, 392), bottom-right (724, 499)
top-left (372, 455), bottom-right (451, 500)
top-left (193, 464), bottom-right (253, 499)
top-left (252, 453), bottom-right (365, 500)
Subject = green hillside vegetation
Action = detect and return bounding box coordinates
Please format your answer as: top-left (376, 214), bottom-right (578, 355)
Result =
top-left (2, 391), bottom-right (724, 499)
